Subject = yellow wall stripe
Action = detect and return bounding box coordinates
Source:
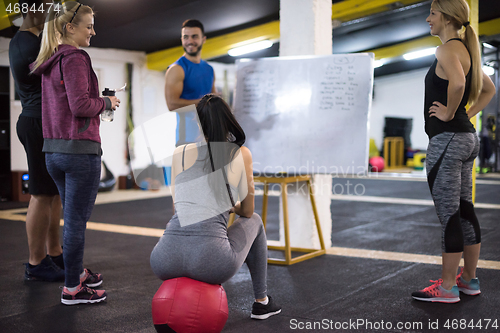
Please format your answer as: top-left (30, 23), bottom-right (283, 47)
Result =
top-left (86, 221), bottom-right (163, 238)
top-left (327, 246), bottom-right (500, 270)
top-left (0, 210), bottom-right (165, 238)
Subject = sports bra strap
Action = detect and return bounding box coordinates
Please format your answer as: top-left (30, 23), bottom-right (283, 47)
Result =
top-left (181, 145), bottom-right (187, 171)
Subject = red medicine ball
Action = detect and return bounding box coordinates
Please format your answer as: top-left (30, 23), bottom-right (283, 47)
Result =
top-left (369, 156), bottom-right (385, 172)
top-left (152, 277), bottom-right (229, 333)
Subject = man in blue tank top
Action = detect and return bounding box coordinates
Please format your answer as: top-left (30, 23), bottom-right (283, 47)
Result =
top-left (165, 19), bottom-right (215, 146)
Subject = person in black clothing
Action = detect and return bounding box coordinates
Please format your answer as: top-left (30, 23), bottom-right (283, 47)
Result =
top-left (411, 0), bottom-right (495, 303)
top-left (9, 0), bottom-right (64, 281)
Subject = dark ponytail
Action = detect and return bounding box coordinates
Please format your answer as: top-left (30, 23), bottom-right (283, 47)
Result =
top-left (196, 94), bottom-right (245, 172)
top-left (196, 94), bottom-right (246, 207)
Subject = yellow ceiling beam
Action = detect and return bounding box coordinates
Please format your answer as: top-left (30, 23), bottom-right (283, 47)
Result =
top-left (367, 18), bottom-right (500, 60)
top-left (332, 0), bottom-right (425, 21)
top-left (146, 13), bottom-right (499, 71)
top-left (147, 0), bottom-right (436, 71)
top-left (147, 21), bottom-right (280, 71)
top-left (478, 17), bottom-right (500, 36)
top-left (0, 0), bottom-right (20, 31)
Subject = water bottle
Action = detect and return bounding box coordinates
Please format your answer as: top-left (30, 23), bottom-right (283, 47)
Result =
top-left (101, 88), bottom-right (115, 122)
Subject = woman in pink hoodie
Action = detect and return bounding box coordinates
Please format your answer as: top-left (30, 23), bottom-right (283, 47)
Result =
top-left (32, 1), bottom-right (119, 305)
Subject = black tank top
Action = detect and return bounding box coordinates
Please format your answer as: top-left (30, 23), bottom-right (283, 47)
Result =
top-left (424, 38), bottom-right (475, 138)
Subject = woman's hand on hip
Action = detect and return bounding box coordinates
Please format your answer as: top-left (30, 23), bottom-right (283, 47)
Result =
top-left (429, 101), bottom-right (452, 122)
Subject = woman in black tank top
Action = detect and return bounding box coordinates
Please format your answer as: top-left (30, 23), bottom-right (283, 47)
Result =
top-left (412, 0), bottom-right (495, 304)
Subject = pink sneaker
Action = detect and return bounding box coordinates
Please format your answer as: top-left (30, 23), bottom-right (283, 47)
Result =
top-left (456, 267), bottom-right (481, 295)
top-left (80, 268), bottom-right (103, 287)
top-left (61, 283), bottom-right (107, 305)
top-left (412, 279), bottom-right (460, 303)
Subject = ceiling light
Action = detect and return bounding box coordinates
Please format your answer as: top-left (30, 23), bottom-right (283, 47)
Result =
top-left (374, 59), bottom-right (387, 68)
top-left (12, 16), bottom-right (23, 27)
top-left (403, 47), bottom-right (437, 61)
top-left (483, 65), bottom-right (495, 76)
top-left (228, 40), bottom-right (273, 57)
top-left (483, 42), bottom-right (495, 49)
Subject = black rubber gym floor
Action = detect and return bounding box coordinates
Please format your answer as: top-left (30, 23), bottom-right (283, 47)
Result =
top-left (1, 177), bottom-right (499, 333)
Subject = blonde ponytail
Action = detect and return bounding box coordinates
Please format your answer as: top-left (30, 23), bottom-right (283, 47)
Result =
top-left (31, 2), bottom-right (93, 73)
top-left (462, 24), bottom-right (483, 105)
top-left (431, 0), bottom-right (483, 105)
top-left (31, 3), bottom-right (60, 72)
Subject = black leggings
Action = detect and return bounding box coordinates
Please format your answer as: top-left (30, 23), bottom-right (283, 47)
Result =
top-left (426, 132), bottom-right (481, 253)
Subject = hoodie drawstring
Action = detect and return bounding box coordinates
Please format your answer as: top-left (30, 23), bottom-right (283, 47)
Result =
top-left (59, 54), bottom-right (65, 85)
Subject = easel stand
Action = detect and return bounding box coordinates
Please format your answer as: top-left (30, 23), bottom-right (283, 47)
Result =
top-left (255, 175), bottom-right (326, 265)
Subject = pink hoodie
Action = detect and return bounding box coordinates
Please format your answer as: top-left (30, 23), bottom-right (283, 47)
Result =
top-left (32, 44), bottom-right (111, 155)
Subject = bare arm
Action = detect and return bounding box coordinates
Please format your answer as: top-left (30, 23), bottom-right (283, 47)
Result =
top-left (232, 147), bottom-right (255, 218)
top-left (467, 72), bottom-right (496, 119)
top-left (169, 145), bottom-right (187, 203)
top-left (211, 74), bottom-right (217, 94)
top-left (164, 65), bottom-right (202, 111)
top-left (430, 45), bottom-right (466, 122)
top-left (169, 148), bottom-right (179, 203)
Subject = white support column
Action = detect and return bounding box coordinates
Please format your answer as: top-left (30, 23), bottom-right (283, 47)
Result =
top-left (278, 0), bottom-right (333, 249)
top-left (280, 0), bottom-right (332, 56)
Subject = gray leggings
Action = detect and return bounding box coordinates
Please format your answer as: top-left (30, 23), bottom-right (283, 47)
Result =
top-left (426, 132), bottom-right (481, 253)
top-left (150, 212), bottom-right (268, 299)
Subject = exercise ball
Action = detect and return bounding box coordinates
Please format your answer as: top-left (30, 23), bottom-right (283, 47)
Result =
top-left (152, 277), bottom-right (228, 333)
top-left (369, 156), bottom-right (385, 172)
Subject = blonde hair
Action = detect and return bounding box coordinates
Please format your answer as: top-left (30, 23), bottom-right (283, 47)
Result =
top-left (32, 1), bottom-right (93, 73)
top-left (431, 0), bottom-right (482, 105)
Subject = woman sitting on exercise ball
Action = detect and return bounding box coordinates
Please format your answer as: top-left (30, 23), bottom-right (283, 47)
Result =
top-left (150, 94), bottom-right (281, 320)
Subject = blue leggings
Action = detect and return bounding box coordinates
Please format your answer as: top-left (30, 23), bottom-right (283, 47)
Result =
top-left (46, 153), bottom-right (101, 287)
top-left (426, 132), bottom-right (480, 253)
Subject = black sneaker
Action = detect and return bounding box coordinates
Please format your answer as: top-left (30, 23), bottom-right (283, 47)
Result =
top-left (251, 295), bottom-right (281, 320)
top-left (80, 268), bottom-right (103, 287)
top-left (24, 255), bottom-right (65, 282)
top-left (50, 253), bottom-right (64, 270)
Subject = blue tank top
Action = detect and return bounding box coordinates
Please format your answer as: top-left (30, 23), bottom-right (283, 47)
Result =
top-left (172, 56), bottom-right (214, 145)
